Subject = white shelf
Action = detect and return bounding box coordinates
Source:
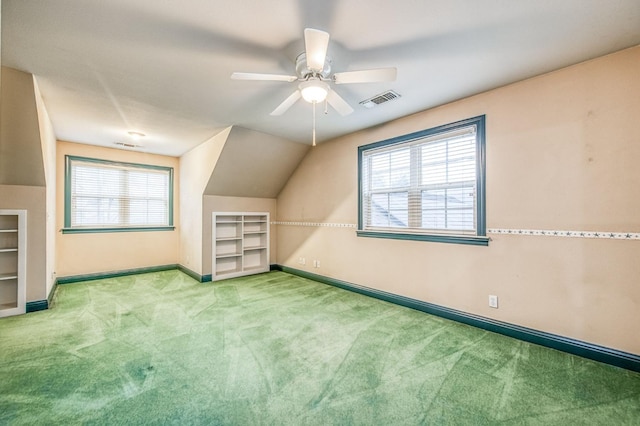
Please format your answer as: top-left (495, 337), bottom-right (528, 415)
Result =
top-left (216, 253), bottom-right (242, 259)
top-left (0, 273), bottom-right (18, 281)
top-left (0, 210), bottom-right (26, 318)
top-left (213, 212), bottom-right (269, 281)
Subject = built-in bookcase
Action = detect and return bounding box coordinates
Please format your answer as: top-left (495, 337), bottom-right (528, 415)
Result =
top-left (0, 210), bottom-right (26, 317)
top-left (212, 212), bottom-right (269, 280)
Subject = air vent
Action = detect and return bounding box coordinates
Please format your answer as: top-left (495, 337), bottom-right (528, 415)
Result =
top-left (114, 142), bottom-right (143, 149)
top-left (359, 90), bottom-right (401, 109)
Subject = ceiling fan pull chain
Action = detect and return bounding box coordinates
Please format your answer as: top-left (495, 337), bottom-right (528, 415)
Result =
top-left (324, 99), bottom-right (328, 114)
top-left (312, 101), bottom-right (317, 147)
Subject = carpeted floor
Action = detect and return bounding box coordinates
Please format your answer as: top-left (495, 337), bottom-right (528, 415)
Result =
top-left (1, 270), bottom-right (639, 425)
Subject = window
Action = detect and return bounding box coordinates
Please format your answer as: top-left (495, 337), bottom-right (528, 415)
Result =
top-left (358, 116), bottom-right (487, 245)
top-left (63, 156), bottom-right (174, 233)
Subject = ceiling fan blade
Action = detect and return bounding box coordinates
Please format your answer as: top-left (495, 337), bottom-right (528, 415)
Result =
top-left (326, 90), bottom-right (354, 116)
top-left (304, 28), bottom-right (330, 72)
top-left (333, 67), bottom-right (397, 84)
top-left (270, 90), bottom-right (302, 116)
top-left (231, 72), bottom-right (298, 82)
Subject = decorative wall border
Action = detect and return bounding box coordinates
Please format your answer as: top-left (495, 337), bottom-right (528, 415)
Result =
top-left (488, 228), bottom-right (640, 240)
top-left (274, 221), bottom-right (640, 240)
top-left (272, 221), bottom-right (356, 228)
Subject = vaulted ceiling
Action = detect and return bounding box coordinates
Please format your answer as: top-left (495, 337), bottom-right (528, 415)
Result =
top-left (2, 0), bottom-right (639, 156)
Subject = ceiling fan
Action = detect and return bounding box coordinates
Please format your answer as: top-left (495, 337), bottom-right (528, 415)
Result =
top-left (231, 28), bottom-right (397, 145)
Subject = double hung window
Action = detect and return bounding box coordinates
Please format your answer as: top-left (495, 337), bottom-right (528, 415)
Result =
top-left (64, 156), bottom-right (174, 233)
top-left (358, 116), bottom-right (487, 245)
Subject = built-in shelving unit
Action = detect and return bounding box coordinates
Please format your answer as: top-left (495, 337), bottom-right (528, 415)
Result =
top-left (212, 212), bottom-right (269, 281)
top-left (0, 210), bottom-right (26, 317)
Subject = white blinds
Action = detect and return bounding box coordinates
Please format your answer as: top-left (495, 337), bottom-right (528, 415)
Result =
top-left (69, 158), bottom-right (171, 228)
top-left (361, 125), bottom-right (478, 234)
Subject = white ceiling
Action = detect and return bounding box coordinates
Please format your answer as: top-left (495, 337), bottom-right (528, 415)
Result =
top-left (2, 0), bottom-right (639, 157)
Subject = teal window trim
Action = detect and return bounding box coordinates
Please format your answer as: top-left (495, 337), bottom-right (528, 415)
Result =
top-left (64, 155), bottom-right (174, 233)
top-left (357, 115), bottom-right (487, 246)
top-left (356, 230), bottom-right (489, 246)
top-left (61, 226), bottom-right (175, 234)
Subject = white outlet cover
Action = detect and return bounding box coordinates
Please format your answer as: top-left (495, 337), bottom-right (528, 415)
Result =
top-left (489, 295), bottom-right (499, 308)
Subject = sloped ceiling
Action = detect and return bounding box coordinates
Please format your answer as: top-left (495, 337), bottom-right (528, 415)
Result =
top-left (204, 127), bottom-right (309, 198)
top-left (0, 67), bottom-right (46, 186)
top-left (2, 0), bottom-right (639, 156)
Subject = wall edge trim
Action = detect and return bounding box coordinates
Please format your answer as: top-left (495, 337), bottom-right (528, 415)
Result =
top-left (274, 265), bottom-right (640, 372)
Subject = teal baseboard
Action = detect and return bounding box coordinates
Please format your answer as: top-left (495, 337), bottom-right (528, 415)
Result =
top-left (26, 300), bottom-right (48, 313)
top-left (57, 264), bottom-right (178, 284)
top-left (177, 265), bottom-right (201, 282)
top-left (25, 279), bottom-right (59, 313)
top-left (275, 265), bottom-right (640, 373)
top-left (176, 265), bottom-right (211, 283)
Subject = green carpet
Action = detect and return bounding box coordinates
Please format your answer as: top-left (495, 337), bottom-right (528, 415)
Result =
top-left (1, 270), bottom-right (639, 425)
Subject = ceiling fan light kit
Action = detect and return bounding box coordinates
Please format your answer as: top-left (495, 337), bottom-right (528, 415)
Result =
top-left (299, 80), bottom-right (329, 103)
top-left (231, 27), bottom-right (397, 145)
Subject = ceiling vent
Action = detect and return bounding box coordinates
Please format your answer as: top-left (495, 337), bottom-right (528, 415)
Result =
top-left (359, 90), bottom-right (401, 109)
top-left (114, 141), bottom-right (143, 149)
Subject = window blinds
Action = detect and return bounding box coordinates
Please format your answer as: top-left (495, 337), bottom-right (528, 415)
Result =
top-left (68, 157), bottom-right (171, 228)
top-left (361, 125), bottom-right (478, 235)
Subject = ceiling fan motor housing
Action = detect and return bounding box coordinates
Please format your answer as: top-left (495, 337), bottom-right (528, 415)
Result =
top-left (296, 53), bottom-right (332, 80)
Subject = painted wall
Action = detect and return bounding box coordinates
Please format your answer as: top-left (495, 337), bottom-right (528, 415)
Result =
top-left (55, 141), bottom-right (180, 277)
top-left (276, 46), bottom-right (640, 355)
top-left (178, 127), bottom-right (231, 275)
top-left (33, 78), bottom-right (57, 297)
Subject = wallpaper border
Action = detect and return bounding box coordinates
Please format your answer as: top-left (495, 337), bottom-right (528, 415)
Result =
top-left (273, 221), bottom-right (639, 240)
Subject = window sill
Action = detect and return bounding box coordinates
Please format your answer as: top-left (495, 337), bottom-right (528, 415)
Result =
top-left (356, 230), bottom-right (489, 246)
top-left (62, 226), bottom-right (175, 234)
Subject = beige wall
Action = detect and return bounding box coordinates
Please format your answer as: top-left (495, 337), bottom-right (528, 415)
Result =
top-left (202, 195), bottom-right (277, 275)
top-left (178, 127), bottom-right (231, 275)
top-left (55, 141), bottom-right (180, 277)
top-left (276, 46), bottom-right (640, 355)
top-left (33, 78), bottom-right (57, 296)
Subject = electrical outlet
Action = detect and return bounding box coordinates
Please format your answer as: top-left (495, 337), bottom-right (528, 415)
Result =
top-left (489, 295), bottom-right (499, 309)
top-left (313, 260), bottom-right (320, 268)
top-left (298, 257), bottom-right (306, 265)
